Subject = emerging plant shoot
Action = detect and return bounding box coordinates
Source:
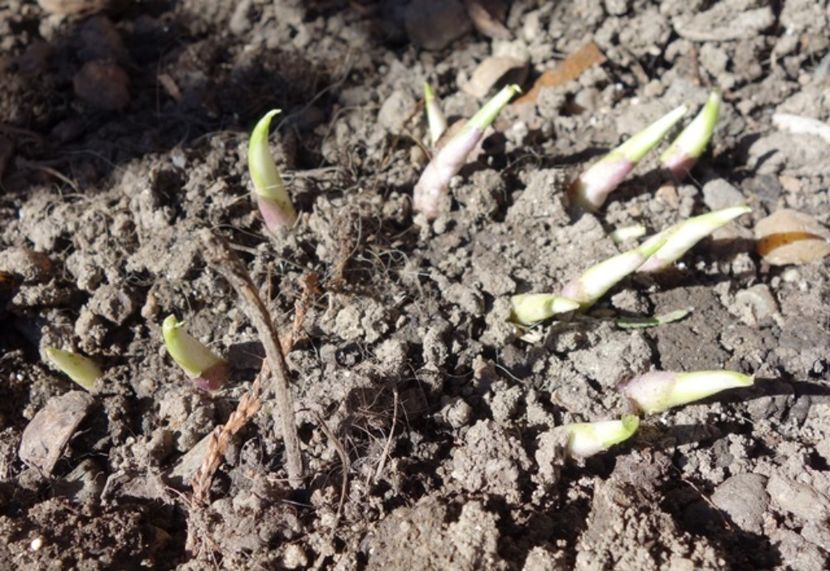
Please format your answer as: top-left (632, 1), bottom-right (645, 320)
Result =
top-left (621, 370), bottom-right (754, 414)
top-left (637, 206), bottom-right (751, 272)
top-left (248, 109), bottom-right (297, 232)
top-left (569, 105), bottom-right (687, 211)
top-left (413, 84), bottom-right (521, 219)
top-left (559, 231), bottom-right (669, 309)
top-left (563, 415), bottom-right (640, 458)
top-left (162, 315), bottom-right (229, 391)
top-left (423, 81), bottom-right (447, 146)
top-left (510, 293), bottom-right (581, 325)
top-left (45, 348), bottom-right (102, 391)
top-left (661, 91), bottom-right (721, 178)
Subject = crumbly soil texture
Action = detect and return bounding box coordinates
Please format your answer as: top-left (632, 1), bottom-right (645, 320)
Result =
top-left (2, 0), bottom-right (830, 569)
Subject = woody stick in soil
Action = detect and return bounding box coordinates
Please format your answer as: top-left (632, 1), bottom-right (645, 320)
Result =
top-left (199, 229), bottom-right (304, 489)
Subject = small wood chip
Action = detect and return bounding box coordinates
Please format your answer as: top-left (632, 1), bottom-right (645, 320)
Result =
top-left (514, 42), bottom-right (606, 105)
top-left (19, 391), bottom-right (94, 473)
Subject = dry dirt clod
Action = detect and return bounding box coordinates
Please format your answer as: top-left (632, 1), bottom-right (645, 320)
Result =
top-left (19, 391), bottom-right (94, 474)
top-left (464, 0), bottom-right (511, 40)
top-left (755, 209), bottom-right (830, 265)
top-left (404, 0), bottom-right (472, 50)
top-left (73, 61), bottom-right (131, 111)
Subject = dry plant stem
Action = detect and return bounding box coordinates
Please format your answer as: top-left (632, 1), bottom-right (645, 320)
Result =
top-left (199, 229), bottom-right (304, 489)
top-left (191, 363), bottom-right (268, 506)
top-left (313, 412), bottom-right (350, 529)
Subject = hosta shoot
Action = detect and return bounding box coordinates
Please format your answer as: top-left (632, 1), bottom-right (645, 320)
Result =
top-left (637, 206), bottom-right (751, 272)
top-left (162, 315), bottom-right (229, 392)
top-left (621, 370), bottom-right (754, 414)
top-left (563, 415), bottom-right (640, 458)
top-left (45, 348), bottom-right (102, 391)
top-left (413, 84), bottom-right (521, 219)
top-left (661, 91), bottom-right (721, 178)
top-left (569, 105), bottom-right (687, 211)
top-left (510, 293), bottom-right (581, 326)
top-left (423, 82), bottom-right (447, 146)
top-left (248, 109), bottom-right (297, 232)
top-left (560, 231), bottom-right (669, 309)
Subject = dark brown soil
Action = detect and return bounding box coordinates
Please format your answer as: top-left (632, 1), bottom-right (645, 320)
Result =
top-left (1, 0), bottom-right (829, 569)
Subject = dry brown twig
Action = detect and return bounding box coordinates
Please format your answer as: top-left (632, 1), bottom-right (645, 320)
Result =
top-left (199, 229), bottom-right (304, 489)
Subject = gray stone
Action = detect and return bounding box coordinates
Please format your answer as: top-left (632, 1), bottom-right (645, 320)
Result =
top-left (702, 179), bottom-right (745, 211)
top-left (711, 473), bottom-right (768, 533)
top-left (767, 473), bottom-right (830, 522)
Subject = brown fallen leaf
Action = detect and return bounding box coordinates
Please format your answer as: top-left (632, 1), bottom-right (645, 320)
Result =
top-left (462, 56), bottom-right (528, 98)
top-left (755, 209), bottom-right (830, 265)
top-left (464, 0), bottom-right (511, 40)
top-left (19, 391), bottom-right (94, 473)
top-left (514, 42), bottom-right (606, 105)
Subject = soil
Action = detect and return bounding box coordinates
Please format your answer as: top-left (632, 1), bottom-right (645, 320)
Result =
top-left (1, 0), bottom-right (830, 569)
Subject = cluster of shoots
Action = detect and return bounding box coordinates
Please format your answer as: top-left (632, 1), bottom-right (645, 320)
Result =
top-left (511, 205), bottom-right (751, 325)
top-left (569, 92), bottom-right (721, 212)
top-left (561, 367), bottom-right (755, 459)
top-left (414, 84), bottom-right (521, 219)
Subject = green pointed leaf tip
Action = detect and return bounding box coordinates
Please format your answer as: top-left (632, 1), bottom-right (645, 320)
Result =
top-left (162, 314), bottom-right (226, 379)
top-left (562, 231), bottom-right (669, 306)
top-left (423, 81), bottom-right (447, 146)
top-left (638, 205), bottom-right (751, 272)
top-left (510, 294), bottom-right (581, 325)
top-left (248, 110), bottom-right (296, 216)
top-left (565, 415), bottom-right (640, 458)
top-left (615, 104), bottom-right (688, 163)
top-left (45, 347), bottom-right (102, 391)
top-left (467, 84), bottom-right (522, 131)
top-left (621, 370), bottom-right (754, 414)
top-left (661, 91), bottom-right (721, 166)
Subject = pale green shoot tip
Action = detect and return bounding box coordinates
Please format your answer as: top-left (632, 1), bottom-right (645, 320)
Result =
top-left (564, 415), bottom-right (640, 458)
top-left (248, 109), bottom-right (297, 231)
top-left (162, 315), bottom-right (228, 391)
top-left (621, 370), bottom-right (754, 414)
top-left (45, 347), bottom-right (102, 391)
top-left (467, 84), bottom-right (521, 132)
top-left (510, 293), bottom-right (581, 325)
top-left (615, 104), bottom-right (688, 163)
top-left (423, 82), bottom-right (447, 146)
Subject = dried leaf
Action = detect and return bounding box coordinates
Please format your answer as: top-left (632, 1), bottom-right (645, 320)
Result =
top-left (514, 42), bottom-right (606, 105)
top-left (755, 209), bottom-right (830, 265)
top-left (462, 56), bottom-right (528, 98)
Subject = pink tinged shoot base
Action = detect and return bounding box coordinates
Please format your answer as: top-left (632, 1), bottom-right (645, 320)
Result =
top-left (162, 315), bottom-right (229, 392)
top-left (510, 293), bottom-right (581, 325)
top-left (413, 84), bottom-right (521, 220)
top-left (569, 104), bottom-right (688, 211)
top-left (562, 415), bottom-right (640, 458)
top-left (621, 370), bottom-right (754, 414)
top-left (661, 91), bottom-right (721, 178)
top-left (637, 206), bottom-right (751, 273)
top-left (559, 231), bottom-right (669, 309)
top-left (45, 347), bottom-right (102, 391)
top-left (423, 81), bottom-right (447, 146)
top-left (248, 109), bottom-right (297, 232)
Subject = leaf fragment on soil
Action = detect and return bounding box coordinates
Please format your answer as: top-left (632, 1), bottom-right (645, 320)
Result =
top-left (19, 391), bottom-right (94, 473)
top-left (514, 42), bottom-right (606, 105)
top-left (616, 307), bottom-right (692, 329)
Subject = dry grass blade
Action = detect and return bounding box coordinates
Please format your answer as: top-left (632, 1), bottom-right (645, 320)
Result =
top-left (313, 412), bottom-right (350, 530)
top-left (199, 229), bottom-right (304, 489)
